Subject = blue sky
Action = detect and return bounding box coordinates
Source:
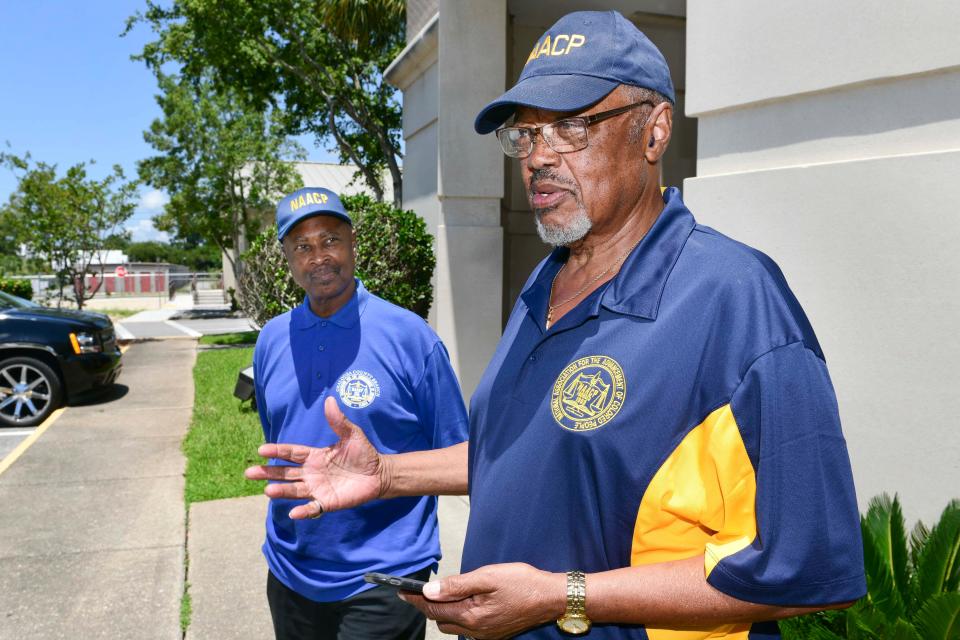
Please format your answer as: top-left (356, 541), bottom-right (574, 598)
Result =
top-left (0, 2), bottom-right (334, 242)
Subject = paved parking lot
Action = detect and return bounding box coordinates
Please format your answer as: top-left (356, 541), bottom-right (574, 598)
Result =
top-left (0, 427), bottom-right (36, 459)
top-left (116, 309), bottom-right (256, 340)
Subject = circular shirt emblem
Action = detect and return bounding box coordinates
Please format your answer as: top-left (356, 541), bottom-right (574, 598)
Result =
top-left (335, 369), bottom-right (381, 409)
top-left (551, 355), bottom-right (626, 432)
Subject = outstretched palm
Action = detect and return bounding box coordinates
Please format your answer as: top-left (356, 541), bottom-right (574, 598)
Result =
top-left (245, 396), bottom-right (384, 519)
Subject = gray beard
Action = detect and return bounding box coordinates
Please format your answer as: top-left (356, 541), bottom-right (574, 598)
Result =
top-left (534, 208), bottom-right (593, 246)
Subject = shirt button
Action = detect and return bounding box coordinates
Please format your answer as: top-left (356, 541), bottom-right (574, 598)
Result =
top-left (318, 345), bottom-right (325, 352)
top-left (320, 321), bottom-right (328, 327)
top-left (316, 372), bottom-right (322, 379)
top-left (529, 354), bottom-right (537, 362)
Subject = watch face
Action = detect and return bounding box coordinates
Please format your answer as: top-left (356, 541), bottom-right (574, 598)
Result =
top-left (559, 616), bottom-right (590, 635)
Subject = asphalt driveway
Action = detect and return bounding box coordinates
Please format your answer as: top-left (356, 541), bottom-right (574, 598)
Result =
top-left (0, 339), bottom-right (194, 640)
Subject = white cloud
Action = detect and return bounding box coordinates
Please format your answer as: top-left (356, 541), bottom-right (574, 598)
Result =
top-left (138, 188), bottom-right (169, 213)
top-left (125, 218), bottom-right (170, 243)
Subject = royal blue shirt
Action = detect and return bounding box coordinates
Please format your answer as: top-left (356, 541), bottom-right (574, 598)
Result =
top-left (463, 189), bottom-right (866, 639)
top-left (254, 280), bottom-right (469, 602)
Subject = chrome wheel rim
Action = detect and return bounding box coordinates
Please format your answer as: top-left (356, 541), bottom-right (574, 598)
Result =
top-left (0, 363), bottom-right (53, 423)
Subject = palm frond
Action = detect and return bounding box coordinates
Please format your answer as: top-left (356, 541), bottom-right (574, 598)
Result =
top-left (885, 618), bottom-right (924, 640)
top-left (846, 602), bottom-right (886, 639)
top-left (862, 493), bottom-right (912, 606)
top-left (315, 0), bottom-right (405, 49)
top-left (913, 592), bottom-right (960, 640)
top-left (912, 520), bottom-right (931, 564)
top-left (916, 500), bottom-right (960, 601)
top-left (806, 628), bottom-right (848, 640)
top-left (861, 498), bottom-right (909, 620)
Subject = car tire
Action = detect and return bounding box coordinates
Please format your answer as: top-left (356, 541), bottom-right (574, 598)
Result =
top-left (0, 357), bottom-right (64, 428)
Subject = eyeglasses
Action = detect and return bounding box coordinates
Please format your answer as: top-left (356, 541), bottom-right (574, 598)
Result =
top-left (496, 100), bottom-right (652, 158)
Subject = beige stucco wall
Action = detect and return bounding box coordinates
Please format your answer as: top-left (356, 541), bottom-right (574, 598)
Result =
top-left (389, 1), bottom-right (960, 529)
top-left (684, 0), bottom-right (960, 527)
top-left (387, 1), bottom-right (506, 402)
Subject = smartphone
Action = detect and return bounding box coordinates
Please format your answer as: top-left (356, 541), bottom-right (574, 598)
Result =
top-left (363, 572), bottom-right (426, 593)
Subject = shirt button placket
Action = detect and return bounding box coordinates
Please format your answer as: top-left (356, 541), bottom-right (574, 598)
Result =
top-left (316, 321), bottom-right (329, 387)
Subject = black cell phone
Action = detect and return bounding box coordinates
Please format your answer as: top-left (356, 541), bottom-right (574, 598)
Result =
top-left (363, 572), bottom-right (426, 593)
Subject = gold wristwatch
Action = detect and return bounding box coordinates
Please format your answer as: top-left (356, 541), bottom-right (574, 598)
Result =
top-left (556, 570), bottom-right (591, 635)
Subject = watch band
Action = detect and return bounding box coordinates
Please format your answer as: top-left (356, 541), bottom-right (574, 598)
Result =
top-left (557, 570), bottom-right (591, 634)
top-left (567, 570), bottom-right (586, 616)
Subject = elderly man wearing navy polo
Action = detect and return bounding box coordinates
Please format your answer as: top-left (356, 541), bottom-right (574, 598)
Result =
top-left (252, 186), bottom-right (468, 640)
top-left (248, 12), bottom-right (865, 639)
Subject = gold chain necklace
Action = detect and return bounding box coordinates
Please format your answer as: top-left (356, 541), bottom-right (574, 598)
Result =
top-left (546, 235), bottom-right (644, 326)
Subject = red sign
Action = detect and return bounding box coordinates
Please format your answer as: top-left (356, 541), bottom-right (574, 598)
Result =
top-left (114, 266), bottom-right (127, 278)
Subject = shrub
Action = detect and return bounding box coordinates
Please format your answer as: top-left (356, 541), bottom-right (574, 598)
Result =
top-left (780, 494), bottom-right (960, 639)
top-left (237, 226), bottom-right (302, 327)
top-left (346, 194), bottom-right (435, 319)
top-left (238, 196), bottom-right (435, 327)
top-left (0, 277), bottom-right (33, 300)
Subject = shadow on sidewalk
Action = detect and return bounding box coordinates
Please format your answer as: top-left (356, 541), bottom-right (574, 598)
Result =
top-left (70, 384), bottom-right (130, 407)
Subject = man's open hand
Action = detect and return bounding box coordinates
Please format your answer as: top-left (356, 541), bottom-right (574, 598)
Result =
top-left (245, 396), bottom-right (385, 519)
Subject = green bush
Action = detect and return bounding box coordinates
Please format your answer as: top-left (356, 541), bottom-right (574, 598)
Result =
top-left (346, 194), bottom-right (435, 319)
top-left (238, 196), bottom-right (435, 326)
top-left (0, 277), bottom-right (32, 300)
top-left (236, 226), bottom-right (304, 327)
top-left (780, 494), bottom-right (960, 639)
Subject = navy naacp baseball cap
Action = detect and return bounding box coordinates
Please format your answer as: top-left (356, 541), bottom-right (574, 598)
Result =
top-left (474, 10), bottom-right (675, 134)
top-left (276, 187), bottom-right (351, 241)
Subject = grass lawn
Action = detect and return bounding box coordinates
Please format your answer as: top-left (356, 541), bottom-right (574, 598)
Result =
top-left (198, 330), bottom-right (259, 346)
top-left (183, 346), bottom-right (265, 504)
top-left (96, 308), bottom-right (141, 322)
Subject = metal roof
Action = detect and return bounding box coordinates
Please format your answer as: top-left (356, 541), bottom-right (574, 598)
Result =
top-left (292, 162), bottom-right (394, 198)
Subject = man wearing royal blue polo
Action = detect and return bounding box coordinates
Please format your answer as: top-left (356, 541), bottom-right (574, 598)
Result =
top-left (252, 186), bottom-right (469, 640)
top-left (248, 12), bottom-right (866, 639)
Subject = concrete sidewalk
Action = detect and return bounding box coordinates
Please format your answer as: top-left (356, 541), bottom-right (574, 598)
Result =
top-left (0, 336), bottom-right (470, 639)
top-left (187, 494), bottom-right (470, 639)
top-left (0, 339), bottom-right (195, 640)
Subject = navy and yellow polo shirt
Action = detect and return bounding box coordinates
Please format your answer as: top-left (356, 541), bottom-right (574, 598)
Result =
top-left (462, 189), bottom-right (866, 639)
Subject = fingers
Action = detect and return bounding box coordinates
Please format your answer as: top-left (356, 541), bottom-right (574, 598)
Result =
top-left (397, 595), bottom-right (478, 636)
top-left (258, 443), bottom-right (315, 464)
top-left (288, 499), bottom-right (324, 520)
top-left (244, 464), bottom-right (303, 481)
top-left (423, 571), bottom-right (495, 601)
top-left (263, 480), bottom-right (313, 500)
top-left (324, 395), bottom-right (355, 440)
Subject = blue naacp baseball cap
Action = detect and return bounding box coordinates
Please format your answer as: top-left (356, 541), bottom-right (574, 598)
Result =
top-left (276, 187), bottom-right (351, 241)
top-left (474, 10), bottom-right (675, 134)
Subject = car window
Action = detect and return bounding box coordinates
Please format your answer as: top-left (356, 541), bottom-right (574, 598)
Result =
top-left (0, 290), bottom-right (41, 309)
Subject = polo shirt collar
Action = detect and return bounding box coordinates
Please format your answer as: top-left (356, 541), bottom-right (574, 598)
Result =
top-left (520, 187), bottom-right (696, 324)
top-left (292, 278), bottom-right (369, 330)
top-left (602, 187), bottom-right (695, 320)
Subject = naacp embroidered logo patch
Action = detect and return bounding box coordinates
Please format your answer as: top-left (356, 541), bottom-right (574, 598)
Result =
top-left (335, 370), bottom-right (381, 409)
top-left (551, 355), bottom-right (626, 432)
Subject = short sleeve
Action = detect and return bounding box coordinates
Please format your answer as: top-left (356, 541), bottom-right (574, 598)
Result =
top-left (412, 342), bottom-right (469, 449)
top-left (706, 341), bottom-right (867, 606)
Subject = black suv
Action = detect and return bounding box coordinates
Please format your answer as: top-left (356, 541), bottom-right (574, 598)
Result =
top-left (0, 291), bottom-right (122, 427)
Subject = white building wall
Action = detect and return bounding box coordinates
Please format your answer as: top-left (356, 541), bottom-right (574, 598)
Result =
top-left (387, 1), bottom-right (506, 401)
top-left (684, 0), bottom-right (960, 527)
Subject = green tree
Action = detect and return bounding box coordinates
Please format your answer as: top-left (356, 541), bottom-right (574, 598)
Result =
top-left (102, 232), bottom-right (132, 251)
top-left (126, 240), bottom-right (170, 263)
top-left (0, 206), bottom-right (22, 274)
top-left (0, 152), bottom-right (137, 309)
top-left (129, 0), bottom-right (405, 206)
top-left (781, 494), bottom-right (960, 639)
top-left (138, 72), bottom-right (304, 285)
